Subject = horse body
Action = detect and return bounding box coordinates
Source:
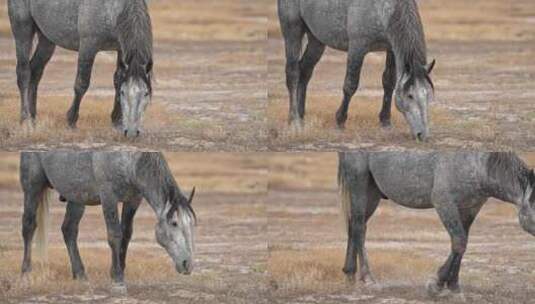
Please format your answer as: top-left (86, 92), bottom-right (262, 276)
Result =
top-left (19, 151), bottom-right (196, 293)
top-left (28, 0), bottom-right (120, 51)
top-left (338, 152), bottom-right (535, 297)
top-left (8, 0), bottom-right (153, 138)
top-left (278, 0), bottom-right (435, 140)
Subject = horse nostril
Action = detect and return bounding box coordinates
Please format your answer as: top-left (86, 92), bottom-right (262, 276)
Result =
top-left (136, 130), bottom-right (140, 137)
top-left (183, 260), bottom-right (188, 269)
top-left (416, 132), bottom-right (423, 140)
top-left (123, 130), bottom-right (128, 137)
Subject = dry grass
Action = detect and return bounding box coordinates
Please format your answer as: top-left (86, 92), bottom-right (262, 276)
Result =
top-left (268, 96), bottom-right (456, 149)
top-left (0, 248), bottom-right (177, 298)
top-left (268, 153), bottom-right (337, 191)
top-left (0, 94), bottom-right (175, 150)
top-left (268, 247), bottom-right (435, 295)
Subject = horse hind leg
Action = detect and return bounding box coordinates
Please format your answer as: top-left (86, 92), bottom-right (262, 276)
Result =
top-left (279, 6), bottom-right (306, 128)
top-left (297, 33), bottom-right (325, 119)
top-left (357, 180), bottom-right (382, 284)
top-left (20, 189), bottom-right (42, 274)
top-left (379, 50), bottom-right (395, 128)
top-left (28, 33), bottom-right (56, 120)
top-left (8, 2), bottom-right (36, 126)
top-left (62, 201), bottom-right (87, 280)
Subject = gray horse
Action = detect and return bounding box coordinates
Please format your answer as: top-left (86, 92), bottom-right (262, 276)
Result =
top-left (279, 0), bottom-right (435, 141)
top-left (8, 0), bottom-right (153, 138)
top-left (338, 152), bottom-right (535, 297)
top-left (20, 151), bottom-right (196, 294)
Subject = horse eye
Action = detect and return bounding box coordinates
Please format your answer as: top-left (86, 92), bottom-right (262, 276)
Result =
top-left (144, 92), bottom-right (150, 97)
top-left (171, 221), bottom-right (178, 227)
top-left (407, 94), bottom-right (414, 100)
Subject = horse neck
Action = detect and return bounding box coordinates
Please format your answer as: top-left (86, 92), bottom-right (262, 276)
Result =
top-left (484, 157), bottom-right (530, 206)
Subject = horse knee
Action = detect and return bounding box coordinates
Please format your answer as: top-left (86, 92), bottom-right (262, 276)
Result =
top-left (74, 80), bottom-right (90, 97)
top-left (452, 238), bottom-right (467, 255)
top-left (61, 221), bottom-right (76, 240)
top-left (285, 60), bottom-right (300, 83)
top-left (16, 61), bottom-right (31, 89)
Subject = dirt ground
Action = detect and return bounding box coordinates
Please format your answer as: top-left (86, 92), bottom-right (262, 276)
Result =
top-left (0, 152), bottom-right (269, 304)
top-left (267, 153), bottom-right (535, 304)
top-left (0, 0), bottom-right (269, 151)
top-left (267, 0), bottom-right (535, 151)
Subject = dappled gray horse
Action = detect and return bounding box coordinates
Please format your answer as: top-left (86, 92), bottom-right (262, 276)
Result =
top-left (8, 0), bottom-right (153, 138)
top-left (20, 151), bottom-right (196, 293)
top-left (339, 152), bottom-right (535, 297)
top-left (279, 0), bottom-right (435, 141)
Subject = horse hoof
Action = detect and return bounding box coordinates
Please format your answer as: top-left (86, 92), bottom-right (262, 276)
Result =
top-left (380, 120), bottom-right (392, 129)
top-left (425, 277), bottom-right (442, 298)
top-left (289, 120), bottom-right (304, 132)
top-left (110, 283), bottom-right (127, 296)
top-left (345, 274), bottom-right (356, 286)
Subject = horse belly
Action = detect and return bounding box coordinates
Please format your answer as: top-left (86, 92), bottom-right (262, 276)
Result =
top-left (29, 0), bottom-right (83, 51)
top-left (300, 0), bottom-right (350, 51)
top-left (369, 153), bottom-right (435, 209)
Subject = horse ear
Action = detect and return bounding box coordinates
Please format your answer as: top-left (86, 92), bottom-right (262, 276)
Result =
top-left (426, 59), bottom-right (436, 74)
top-left (188, 187), bottom-right (196, 205)
top-left (146, 60), bottom-right (153, 75)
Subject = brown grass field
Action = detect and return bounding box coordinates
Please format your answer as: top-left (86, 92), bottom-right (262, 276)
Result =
top-left (268, 0), bottom-right (535, 151)
top-left (0, 152), bottom-right (269, 303)
top-left (1, 152), bottom-right (535, 303)
top-left (0, 0), bottom-right (269, 151)
top-left (268, 152), bottom-right (535, 304)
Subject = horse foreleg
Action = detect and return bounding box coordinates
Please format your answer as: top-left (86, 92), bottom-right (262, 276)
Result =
top-left (67, 49), bottom-right (97, 128)
top-left (100, 193), bottom-right (126, 293)
top-left (296, 34), bottom-right (325, 119)
top-left (62, 201), bottom-right (86, 280)
top-left (428, 201), bottom-right (478, 297)
top-left (335, 47), bottom-right (365, 129)
top-left (445, 204), bottom-right (483, 292)
top-left (111, 51), bottom-right (124, 128)
top-left (119, 198), bottom-right (141, 271)
top-left (379, 50), bottom-right (396, 128)
top-left (28, 33), bottom-right (55, 120)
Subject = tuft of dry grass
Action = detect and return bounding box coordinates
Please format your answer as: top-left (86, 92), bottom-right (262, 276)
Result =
top-left (268, 247), bottom-right (435, 295)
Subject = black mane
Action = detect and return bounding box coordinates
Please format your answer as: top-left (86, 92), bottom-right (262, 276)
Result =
top-left (116, 0), bottom-right (153, 93)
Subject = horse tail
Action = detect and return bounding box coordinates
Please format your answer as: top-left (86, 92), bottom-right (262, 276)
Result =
top-left (35, 187), bottom-right (51, 263)
top-left (338, 157), bottom-right (352, 234)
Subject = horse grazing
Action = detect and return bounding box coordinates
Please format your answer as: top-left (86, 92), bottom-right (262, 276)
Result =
top-left (338, 152), bottom-right (535, 297)
top-left (8, 0), bottom-right (153, 138)
top-left (278, 0), bottom-right (436, 141)
top-left (19, 151), bottom-right (196, 294)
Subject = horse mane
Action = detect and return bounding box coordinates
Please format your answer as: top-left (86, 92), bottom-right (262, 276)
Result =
top-left (135, 153), bottom-right (196, 221)
top-left (387, 0), bottom-right (432, 89)
top-left (487, 152), bottom-right (532, 194)
top-left (116, 0), bottom-right (153, 93)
